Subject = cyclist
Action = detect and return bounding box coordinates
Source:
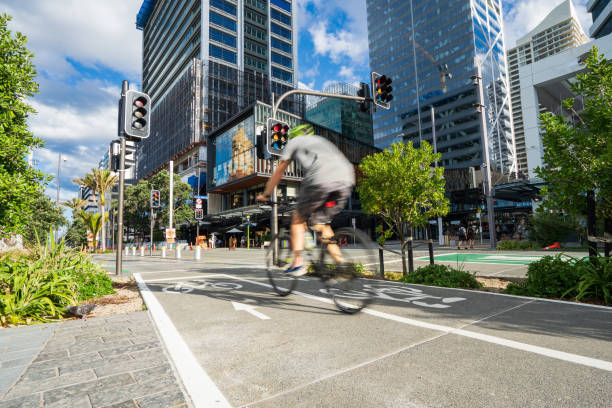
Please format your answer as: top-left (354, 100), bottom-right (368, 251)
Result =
top-left (256, 124), bottom-right (355, 276)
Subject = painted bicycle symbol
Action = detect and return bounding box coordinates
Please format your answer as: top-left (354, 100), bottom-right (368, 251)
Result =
top-left (162, 280), bottom-right (243, 294)
top-left (321, 284), bottom-right (466, 308)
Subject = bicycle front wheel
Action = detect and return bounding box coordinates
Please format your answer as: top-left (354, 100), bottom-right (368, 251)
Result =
top-left (266, 233), bottom-right (298, 296)
top-left (322, 228), bottom-right (377, 314)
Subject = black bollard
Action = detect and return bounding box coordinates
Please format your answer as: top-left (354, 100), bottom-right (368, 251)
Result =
top-left (407, 238), bottom-right (414, 274)
top-left (379, 248), bottom-right (385, 279)
top-left (428, 239), bottom-right (434, 264)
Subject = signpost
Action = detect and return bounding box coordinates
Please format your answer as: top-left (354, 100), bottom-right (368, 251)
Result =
top-left (165, 228), bottom-right (176, 244)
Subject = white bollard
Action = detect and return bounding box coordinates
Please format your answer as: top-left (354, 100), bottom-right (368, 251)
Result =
top-left (176, 245), bottom-right (181, 259)
top-left (140, 247), bottom-right (144, 257)
top-left (161, 246), bottom-right (166, 258)
top-left (125, 246), bottom-right (129, 256)
top-left (132, 247), bottom-right (136, 256)
top-left (195, 246), bottom-right (201, 260)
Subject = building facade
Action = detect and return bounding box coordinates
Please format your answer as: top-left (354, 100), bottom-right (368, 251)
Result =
top-left (135, 0), bottom-right (300, 191)
top-left (507, 0), bottom-right (587, 176)
top-left (365, 0), bottom-right (516, 176)
top-left (587, 0), bottom-right (612, 38)
top-left (305, 82), bottom-right (374, 145)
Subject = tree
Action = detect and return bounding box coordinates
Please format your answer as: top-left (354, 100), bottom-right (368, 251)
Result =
top-left (123, 170), bottom-right (193, 241)
top-left (0, 14), bottom-right (48, 237)
top-left (357, 141), bottom-right (449, 275)
top-left (537, 47), bottom-right (612, 253)
top-left (61, 198), bottom-right (88, 248)
top-left (93, 169), bottom-right (118, 252)
top-left (81, 212), bottom-right (101, 252)
top-left (23, 191), bottom-right (68, 244)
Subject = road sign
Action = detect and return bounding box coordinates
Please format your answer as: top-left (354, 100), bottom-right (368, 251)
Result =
top-left (195, 198), bottom-right (203, 209)
top-left (194, 195), bottom-right (208, 199)
top-left (165, 228), bottom-right (176, 243)
top-left (195, 209), bottom-right (203, 220)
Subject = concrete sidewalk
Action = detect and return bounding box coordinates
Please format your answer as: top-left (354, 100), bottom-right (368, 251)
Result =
top-left (0, 312), bottom-right (189, 408)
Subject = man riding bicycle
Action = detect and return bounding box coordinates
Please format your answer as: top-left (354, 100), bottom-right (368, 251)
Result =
top-left (256, 125), bottom-right (355, 276)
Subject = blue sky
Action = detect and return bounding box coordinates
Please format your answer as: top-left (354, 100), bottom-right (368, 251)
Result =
top-left (0, 0), bottom-right (592, 211)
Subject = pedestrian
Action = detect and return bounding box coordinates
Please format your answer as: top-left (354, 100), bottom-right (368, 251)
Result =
top-left (467, 226), bottom-right (475, 249)
top-left (458, 224), bottom-right (467, 250)
top-left (210, 232), bottom-right (216, 249)
top-left (241, 235), bottom-right (246, 248)
top-left (517, 223), bottom-right (524, 240)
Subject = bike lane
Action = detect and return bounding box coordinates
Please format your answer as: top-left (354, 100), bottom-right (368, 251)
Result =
top-left (135, 266), bottom-right (612, 407)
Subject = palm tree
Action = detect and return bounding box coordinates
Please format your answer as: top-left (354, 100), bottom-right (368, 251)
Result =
top-left (93, 169), bottom-right (118, 252)
top-left (81, 212), bottom-right (102, 252)
top-left (72, 172), bottom-right (98, 208)
top-left (60, 197), bottom-right (88, 211)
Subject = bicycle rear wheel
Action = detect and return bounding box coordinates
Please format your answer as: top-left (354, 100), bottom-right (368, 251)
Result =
top-left (266, 233), bottom-right (298, 296)
top-left (322, 227), bottom-right (378, 314)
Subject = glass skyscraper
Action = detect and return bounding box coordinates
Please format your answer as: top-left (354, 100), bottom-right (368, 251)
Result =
top-left (366, 0), bottom-right (516, 175)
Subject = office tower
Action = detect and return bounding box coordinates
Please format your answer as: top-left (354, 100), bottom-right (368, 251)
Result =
top-left (365, 0), bottom-right (516, 176)
top-left (305, 82), bottom-right (374, 145)
top-left (588, 0), bottom-right (612, 38)
top-left (135, 0), bottom-right (298, 180)
top-left (507, 0), bottom-right (588, 176)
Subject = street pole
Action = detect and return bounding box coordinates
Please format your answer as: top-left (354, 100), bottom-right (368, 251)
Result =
top-left (196, 166), bottom-right (200, 241)
top-left (150, 207), bottom-right (154, 256)
top-left (115, 80), bottom-right (128, 276)
top-left (431, 106), bottom-right (444, 246)
top-left (55, 152), bottom-right (61, 242)
top-left (169, 160), bottom-right (173, 248)
top-left (475, 65), bottom-right (496, 248)
top-left (247, 215), bottom-right (250, 250)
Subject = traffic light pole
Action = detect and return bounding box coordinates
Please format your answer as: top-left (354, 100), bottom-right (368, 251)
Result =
top-left (115, 82), bottom-right (128, 275)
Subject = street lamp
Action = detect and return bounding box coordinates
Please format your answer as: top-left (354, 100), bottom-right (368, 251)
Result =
top-left (56, 152), bottom-right (67, 241)
top-left (471, 66), bottom-right (497, 248)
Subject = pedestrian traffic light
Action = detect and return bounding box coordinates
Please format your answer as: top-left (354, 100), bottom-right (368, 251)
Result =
top-left (151, 189), bottom-right (160, 208)
top-left (266, 118), bottom-right (290, 156)
top-left (357, 82), bottom-right (370, 113)
top-left (371, 72), bottom-right (393, 109)
top-left (122, 90), bottom-right (151, 139)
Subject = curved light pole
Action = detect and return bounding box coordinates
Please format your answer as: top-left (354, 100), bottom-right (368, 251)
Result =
top-left (55, 153), bottom-right (67, 241)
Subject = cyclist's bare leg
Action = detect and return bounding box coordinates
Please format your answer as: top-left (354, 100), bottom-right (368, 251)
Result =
top-left (290, 211), bottom-right (306, 267)
top-left (312, 224), bottom-right (344, 263)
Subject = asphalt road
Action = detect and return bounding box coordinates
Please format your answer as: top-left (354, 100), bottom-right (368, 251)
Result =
top-left (95, 251), bottom-right (611, 407)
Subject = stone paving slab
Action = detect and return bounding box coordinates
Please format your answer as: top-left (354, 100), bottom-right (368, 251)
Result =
top-left (0, 312), bottom-right (190, 407)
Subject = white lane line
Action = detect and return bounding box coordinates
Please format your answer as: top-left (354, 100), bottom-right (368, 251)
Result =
top-left (134, 273), bottom-right (231, 408)
top-left (221, 274), bottom-right (612, 372)
top-left (488, 266), bottom-right (524, 276)
top-left (232, 301), bottom-right (271, 320)
top-left (144, 274), bottom-right (228, 282)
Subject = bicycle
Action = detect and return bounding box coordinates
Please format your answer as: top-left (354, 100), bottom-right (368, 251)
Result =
top-left (264, 202), bottom-right (379, 314)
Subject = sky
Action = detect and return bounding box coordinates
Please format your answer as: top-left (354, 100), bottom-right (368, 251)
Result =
top-left (0, 0), bottom-right (593, 210)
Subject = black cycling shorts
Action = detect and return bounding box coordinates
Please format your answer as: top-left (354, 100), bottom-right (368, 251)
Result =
top-left (296, 182), bottom-right (351, 225)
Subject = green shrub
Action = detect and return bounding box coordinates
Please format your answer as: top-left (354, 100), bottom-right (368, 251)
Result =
top-left (398, 264), bottom-right (482, 289)
top-left (528, 212), bottom-right (577, 246)
top-left (73, 271), bottom-right (114, 300)
top-left (565, 256), bottom-right (612, 304)
top-left (504, 255), bottom-right (580, 298)
top-left (496, 241), bottom-right (540, 250)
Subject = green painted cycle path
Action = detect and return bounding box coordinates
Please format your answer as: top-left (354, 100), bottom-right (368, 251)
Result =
top-left (417, 252), bottom-right (572, 265)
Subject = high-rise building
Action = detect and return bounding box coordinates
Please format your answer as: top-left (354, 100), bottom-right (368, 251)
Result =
top-left (135, 0), bottom-right (299, 181)
top-left (507, 0), bottom-right (588, 176)
top-left (587, 0), bottom-right (612, 38)
top-left (365, 0), bottom-right (516, 176)
top-left (305, 82), bottom-right (374, 145)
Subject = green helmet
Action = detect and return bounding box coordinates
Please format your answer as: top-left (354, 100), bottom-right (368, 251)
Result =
top-left (288, 124), bottom-right (314, 139)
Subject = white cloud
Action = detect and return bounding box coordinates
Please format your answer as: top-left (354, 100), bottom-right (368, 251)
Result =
top-left (308, 21), bottom-right (369, 65)
top-left (339, 66), bottom-right (359, 82)
top-left (503, 0), bottom-right (591, 48)
top-left (1, 0), bottom-right (142, 79)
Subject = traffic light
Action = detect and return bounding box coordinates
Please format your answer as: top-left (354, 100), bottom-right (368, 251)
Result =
top-left (266, 118), bottom-right (290, 156)
top-left (357, 82), bottom-right (370, 113)
top-left (256, 126), bottom-right (268, 160)
top-left (122, 90), bottom-right (151, 139)
top-left (371, 72), bottom-right (393, 109)
top-left (151, 189), bottom-right (160, 208)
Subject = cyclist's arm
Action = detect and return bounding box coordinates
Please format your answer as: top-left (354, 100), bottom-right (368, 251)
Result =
top-left (257, 160), bottom-right (289, 201)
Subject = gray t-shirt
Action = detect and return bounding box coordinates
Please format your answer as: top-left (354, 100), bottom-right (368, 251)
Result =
top-left (280, 135), bottom-right (355, 188)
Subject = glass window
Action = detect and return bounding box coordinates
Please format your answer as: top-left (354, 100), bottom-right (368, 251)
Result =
top-left (213, 116), bottom-right (256, 187)
top-left (271, 23), bottom-right (292, 40)
top-left (245, 9), bottom-right (267, 26)
top-left (209, 44), bottom-right (237, 64)
top-left (272, 67), bottom-right (292, 83)
top-left (271, 0), bottom-right (291, 13)
top-left (271, 8), bottom-right (291, 26)
top-left (210, 11), bottom-right (237, 31)
top-left (210, 28), bottom-right (236, 48)
top-left (245, 54), bottom-right (267, 70)
top-left (245, 0), bottom-right (266, 11)
top-left (211, 0), bottom-right (237, 16)
top-left (271, 51), bottom-right (292, 68)
top-left (244, 23), bottom-right (267, 41)
top-left (271, 37), bottom-right (292, 54)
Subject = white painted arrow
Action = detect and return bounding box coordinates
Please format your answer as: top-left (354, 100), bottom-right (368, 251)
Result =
top-left (231, 302), bottom-right (270, 320)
